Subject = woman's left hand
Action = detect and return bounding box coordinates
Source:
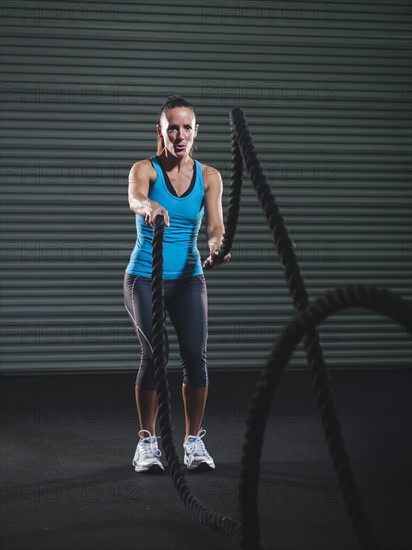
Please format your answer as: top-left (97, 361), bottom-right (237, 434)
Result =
top-left (206, 244), bottom-right (231, 268)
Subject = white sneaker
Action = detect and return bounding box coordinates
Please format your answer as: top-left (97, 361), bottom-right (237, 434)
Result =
top-left (183, 428), bottom-right (215, 471)
top-left (132, 430), bottom-right (164, 473)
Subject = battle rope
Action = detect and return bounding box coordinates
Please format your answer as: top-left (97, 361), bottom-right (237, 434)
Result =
top-left (150, 108), bottom-right (412, 550)
top-left (240, 285), bottom-right (411, 550)
top-left (151, 214), bottom-right (244, 544)
top-left (229, 107), bottom-right (378, 550)
top-left (203, 120), bottom-right (243, 267)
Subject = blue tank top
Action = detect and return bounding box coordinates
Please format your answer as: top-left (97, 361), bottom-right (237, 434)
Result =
top-left (125, 156), bottom-right (205, 279)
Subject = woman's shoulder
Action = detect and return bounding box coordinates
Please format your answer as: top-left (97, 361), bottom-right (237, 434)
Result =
top-left (129, 157), bottom-right (158, 182)
top-left (130, 157), bottom-right (156, 170)
top-left (199, 162), bottom-right (221, 178)
top-left (200, 162), bottom-right (223, 192)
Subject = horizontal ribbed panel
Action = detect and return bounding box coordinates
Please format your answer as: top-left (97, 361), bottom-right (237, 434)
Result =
top-left (1, 0), bottom-right (411, 374)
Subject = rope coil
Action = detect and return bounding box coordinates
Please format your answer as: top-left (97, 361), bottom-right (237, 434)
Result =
top-left (150, 109), bottom-right (412, 550)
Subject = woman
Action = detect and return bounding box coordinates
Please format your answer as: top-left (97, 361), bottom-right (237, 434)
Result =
top-left (123, 96), bottom-right (231, 473)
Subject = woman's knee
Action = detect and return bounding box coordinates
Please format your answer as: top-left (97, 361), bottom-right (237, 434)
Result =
top-left (135, 359), bottom-right (156, 391)
top-left (135, 350), bottom-right (169, 391)
top-left (182, 363), bottom-right (208, 388)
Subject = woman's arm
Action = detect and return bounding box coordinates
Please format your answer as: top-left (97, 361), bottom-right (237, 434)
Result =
top-left (203, 165), bottom-right (231, 267)
top-left (128, 159), bottom-right (170, 226)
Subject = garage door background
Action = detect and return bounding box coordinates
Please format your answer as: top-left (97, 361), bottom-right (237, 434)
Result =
top-left (1, 1), bottom-right (411, 374)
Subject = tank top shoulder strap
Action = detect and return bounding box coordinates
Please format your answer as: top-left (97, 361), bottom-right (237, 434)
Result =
top-left (149, 155), bottom-right (161, 175)
top-left (193, 159), bottom-right (205, 196)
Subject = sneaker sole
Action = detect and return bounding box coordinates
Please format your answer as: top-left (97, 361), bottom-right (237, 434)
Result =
top-left (184, 459), bottom-right (215, 472)
top-left (134, 463), bottom-right (165, 474)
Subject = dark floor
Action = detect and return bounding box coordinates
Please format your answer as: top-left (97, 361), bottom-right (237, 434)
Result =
top-left (1, 369), bottom-right (411, 550)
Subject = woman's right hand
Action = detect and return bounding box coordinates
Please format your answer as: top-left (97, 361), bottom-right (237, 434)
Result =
top-left (144, 200), bottom-right (170, 227)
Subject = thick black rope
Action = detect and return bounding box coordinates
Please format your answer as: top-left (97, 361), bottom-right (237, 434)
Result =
top-left (150, 108), bottom-right (411, 550)
top-left (203, 126), bottom-right (243, 268)
top-left (229, 107), bottom-right (383, 550)
top-left (151, 214), bottom-right (243, 543)
top-left (242, 285), bottom-right (412, 550)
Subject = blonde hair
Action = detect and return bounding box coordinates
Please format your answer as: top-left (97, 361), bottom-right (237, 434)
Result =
top-left (156, 95), bottom-right (197, 156)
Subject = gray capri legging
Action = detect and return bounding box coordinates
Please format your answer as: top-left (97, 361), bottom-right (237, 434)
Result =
top-left (123, 272), bottom-right (208, 390)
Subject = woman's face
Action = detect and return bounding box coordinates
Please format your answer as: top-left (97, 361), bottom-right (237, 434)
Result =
top-left (157, 107), bottom-right (198, 158)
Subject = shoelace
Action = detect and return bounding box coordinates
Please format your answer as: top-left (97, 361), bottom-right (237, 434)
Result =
top-left (138, 429), bottom-right (161, 459)
top-left (184, 428), bottom-right (209, 456)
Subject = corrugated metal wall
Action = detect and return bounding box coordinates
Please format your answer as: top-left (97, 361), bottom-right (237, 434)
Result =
top-left (1, 1), bottom-right (411, 374)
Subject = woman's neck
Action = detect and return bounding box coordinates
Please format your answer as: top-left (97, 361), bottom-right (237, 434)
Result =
top-left (157, 152), bottom-right (193, 172)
